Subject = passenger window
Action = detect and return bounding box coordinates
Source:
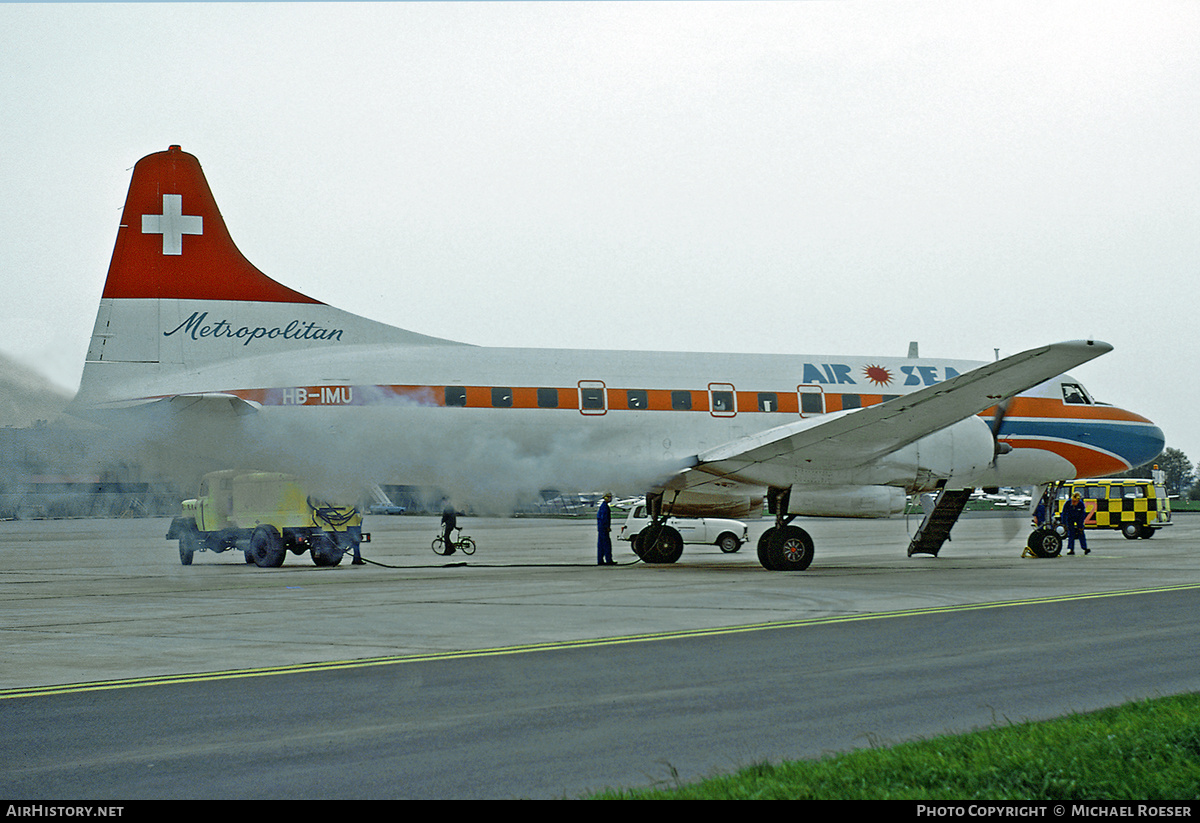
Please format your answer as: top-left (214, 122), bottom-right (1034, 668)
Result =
top-left (841, 394), bottom-right (861, 409)
top-left (445, 386), bottom-right (467, 407)
top-left (711, 391), bottom-right (734, 412)
top-left (537, 388), bottom-right (558, 408)
top-left (491, 387), bottom-right (513, 408)
top-left (800, 392), bottom-right (823, 415)
top-left (757, 392), bottom-right (777, 412)
top-left (671, 391), bottom-right (692, 411)
top-left (580, 388), bottom-right (605, 410)
top-left (626, 389), bottom-right (648, 410)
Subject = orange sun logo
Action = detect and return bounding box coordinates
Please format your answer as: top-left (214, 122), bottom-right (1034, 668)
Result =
top-left (863, 365), bottom-right (893, 386)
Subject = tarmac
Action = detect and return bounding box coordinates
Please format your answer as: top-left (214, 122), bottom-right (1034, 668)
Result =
top-left (2, 510), bottom-right (1196, 692)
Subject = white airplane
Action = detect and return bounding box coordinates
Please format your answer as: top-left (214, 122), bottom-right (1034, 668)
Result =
top-left (73, 146), bottom-right (1165, 570)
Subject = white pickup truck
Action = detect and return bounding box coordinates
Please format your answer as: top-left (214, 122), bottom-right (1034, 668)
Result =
top-left (616, 504), bottom-right (748, 553)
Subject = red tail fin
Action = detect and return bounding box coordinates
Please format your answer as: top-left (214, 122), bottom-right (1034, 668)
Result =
top-left (103, 146), bottom-right (320, 304)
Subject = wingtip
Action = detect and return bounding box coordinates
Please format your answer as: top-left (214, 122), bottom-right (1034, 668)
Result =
top-left (1071, 339), bottom-right (1114, 356)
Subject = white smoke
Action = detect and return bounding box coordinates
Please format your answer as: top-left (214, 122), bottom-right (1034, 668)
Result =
top-left (80, 389), bottom-right (680, 514)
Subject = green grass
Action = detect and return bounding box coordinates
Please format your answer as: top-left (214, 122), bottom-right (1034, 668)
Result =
top-left (589, 693), bottom-right (1200, 799)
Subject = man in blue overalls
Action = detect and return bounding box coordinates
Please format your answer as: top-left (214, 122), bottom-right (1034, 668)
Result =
top-left (597, 493), bottom-right (615, 566)
top-left (1063, 492), bottom-right (1090, 555)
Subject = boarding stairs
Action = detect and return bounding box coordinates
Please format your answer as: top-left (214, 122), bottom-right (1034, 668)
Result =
top-left (368, 484), bottom-right (396, 508)
top-left (907, 487), bottom-right (975, 557)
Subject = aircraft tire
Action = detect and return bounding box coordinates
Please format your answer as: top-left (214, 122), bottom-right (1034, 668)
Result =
top-left (636, 524), bottom-right (683, 564)
top-left (768, 525), bottom-right (814, 571)
top-left (756, 528), bottom-right (778, 570)
top-left (1027, 527), bottom-right (1062, 558)
top-left (250, 525), bottom-right (286, 568)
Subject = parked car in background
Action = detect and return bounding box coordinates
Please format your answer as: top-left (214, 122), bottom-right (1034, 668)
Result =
top-left (616, 504), bottom-right (748, 553)
top-left (366, 504), bottom-right (406, 515)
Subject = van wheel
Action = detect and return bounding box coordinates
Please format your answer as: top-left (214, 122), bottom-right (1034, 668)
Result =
top-left (1122, 523), bottom-right (1141, 540)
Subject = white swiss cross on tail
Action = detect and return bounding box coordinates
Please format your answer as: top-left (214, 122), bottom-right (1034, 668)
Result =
top-left (141, 193), bottom-right (203, 255)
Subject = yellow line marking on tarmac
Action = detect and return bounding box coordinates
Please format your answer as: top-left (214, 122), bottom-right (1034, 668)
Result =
top-left (4, 582), bottom-right (1198, 701)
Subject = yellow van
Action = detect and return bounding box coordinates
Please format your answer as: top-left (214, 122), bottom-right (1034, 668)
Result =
top-left (1054, 478), bottom-right (1172, 540)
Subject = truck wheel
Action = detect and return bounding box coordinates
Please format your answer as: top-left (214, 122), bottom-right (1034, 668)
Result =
top-left (178, 524), bottom-right (201, 566)
top-left (250, 525), bottom-right (286, 568)
top-left (310, 534), bottom-right (344, 567)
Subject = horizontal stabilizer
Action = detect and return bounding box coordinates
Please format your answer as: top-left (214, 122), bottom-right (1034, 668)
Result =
top-left (87, 392), bottom-right (261, 417)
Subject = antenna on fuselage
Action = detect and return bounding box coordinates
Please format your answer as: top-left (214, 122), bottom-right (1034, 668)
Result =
top-left (907, 342), bottom-right (918, 358)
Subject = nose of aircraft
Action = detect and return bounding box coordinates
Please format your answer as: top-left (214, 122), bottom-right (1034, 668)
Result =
top-left (1113, 408), bottom-right (1166, 471)
top-left (1130, 421), bottom-right (1166, 468)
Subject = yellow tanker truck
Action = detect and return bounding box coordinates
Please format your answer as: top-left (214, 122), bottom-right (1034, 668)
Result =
top-left (166, 470), bottom-right (369, 567)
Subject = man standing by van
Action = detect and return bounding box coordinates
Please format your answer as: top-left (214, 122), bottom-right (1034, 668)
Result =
top-left (597, 493), bottom-right (615, 566)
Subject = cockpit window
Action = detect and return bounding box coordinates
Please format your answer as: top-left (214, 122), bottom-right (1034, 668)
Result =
top-left (1061, 382), bottom-right (1091, 404)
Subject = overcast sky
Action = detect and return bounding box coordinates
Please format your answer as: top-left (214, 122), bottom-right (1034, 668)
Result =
top-left (2, 1), bottom-right (1198, 462)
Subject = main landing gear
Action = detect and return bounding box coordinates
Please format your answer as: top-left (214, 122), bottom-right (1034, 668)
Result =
top-left (756, 486), bottom-right (815, 571)
top-left (631, 486), bottom-right (815, 571)
top-left (631, 492), bottom-right (684, 564)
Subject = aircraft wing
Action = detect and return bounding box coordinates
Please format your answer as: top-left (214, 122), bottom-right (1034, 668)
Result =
top-left (677, 339), bottom-right (1112, 490)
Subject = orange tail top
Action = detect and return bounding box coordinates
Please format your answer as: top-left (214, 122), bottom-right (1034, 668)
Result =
top-left (103, 146), bottom-right (321, 304)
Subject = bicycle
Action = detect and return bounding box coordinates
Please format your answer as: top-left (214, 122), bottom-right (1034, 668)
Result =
top-left (432, 527), bottom-right (475, 556)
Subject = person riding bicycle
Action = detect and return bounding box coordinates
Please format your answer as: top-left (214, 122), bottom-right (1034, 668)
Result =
top-left (440, 500), bottom-right (458, 555)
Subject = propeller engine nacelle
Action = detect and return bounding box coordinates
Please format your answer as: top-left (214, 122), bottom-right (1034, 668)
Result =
top-left (870, 415), bottom-right (996, 493)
